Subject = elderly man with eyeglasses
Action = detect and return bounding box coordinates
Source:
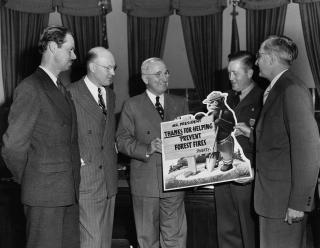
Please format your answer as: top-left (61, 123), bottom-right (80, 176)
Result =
top-left (67, 47), bottom-right (118, 248)
top-left (116, 57), bottom-right (189, 248)
top-left (253, 35), bottom-right (320, 248)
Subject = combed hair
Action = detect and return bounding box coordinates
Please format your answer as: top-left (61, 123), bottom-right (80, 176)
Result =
top-left (38, 26), bottom-right (72, 54)
top-left (141, 57), bottom-right (163, 74)
top-left (228, 51), bottom-right (255, 71)
top-left (261, 35), bottom-right (298, 66)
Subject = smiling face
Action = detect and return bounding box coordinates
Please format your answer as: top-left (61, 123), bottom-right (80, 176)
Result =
top-left (142, 60), bottom-right (169, 95)
top-left (228, 59), bottom-right (253, 92)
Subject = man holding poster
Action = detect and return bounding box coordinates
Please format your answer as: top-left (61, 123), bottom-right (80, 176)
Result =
top-left (116, 58), bottom-right (188, 248)
top-left (214, 51), bottom-right (263, 248)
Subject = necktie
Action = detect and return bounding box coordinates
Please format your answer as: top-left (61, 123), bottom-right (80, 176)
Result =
top-left (57, 79), bottom-right (67, 97)
top-left (155, 96), bottom-right (164, 120)
top-left (263, 86), bottom-right (271, 104)
top-left (234, 91), bottom-right (241, 106)
top-left (98, 87), bottom-right (107, 116)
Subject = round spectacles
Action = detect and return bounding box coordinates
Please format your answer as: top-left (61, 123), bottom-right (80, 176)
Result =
top-left (94, 63), bottom-right (117, 71)
top-left (143, 70), bottom-right (170, 78)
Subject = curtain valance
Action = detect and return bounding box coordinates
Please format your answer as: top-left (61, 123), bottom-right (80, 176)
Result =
top-left (122, 0), bottom-right (227, 17)
top-left (173, 0), bottom-right (227, 16)
top-left (239, 0), bottom-right (289, 10)
top-left (293, 0), bottom-right (320, 3)
top-left (5, 0), bottom-right (112, 16)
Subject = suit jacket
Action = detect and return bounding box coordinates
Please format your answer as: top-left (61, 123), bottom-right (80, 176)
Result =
top-left (227, 86), bottom-right (263, 162)
top-left (2, 67), bottom-right (80, 207)
top-left (254, 70), bottom-right (320, 218)
top-left (116, 92), bottom-right (189, 197)
top-left (67, 79), bottom-right (118, 199)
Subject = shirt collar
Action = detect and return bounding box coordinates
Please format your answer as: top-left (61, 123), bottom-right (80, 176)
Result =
top-left (39, 66), bottom-right (58, 86)
top-left (239, 82), bottom-right (255, 101)
top-left (268, 69), bottom-right (288, 91)
top-left (146, 89), bottom-right (164, 106)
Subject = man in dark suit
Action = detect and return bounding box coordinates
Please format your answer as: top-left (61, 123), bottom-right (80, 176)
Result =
top-left (116, 57), bottom-right (188, 248)
top-left (1, 26), bottom-right (80, 248)
top-left (67, 47), bottom-right (118, 248)
top-left (214, 51), bottom-right (262, 248)
top-left (254, 35), bottom-right (320, 248)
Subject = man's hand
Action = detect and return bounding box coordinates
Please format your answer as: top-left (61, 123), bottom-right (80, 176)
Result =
top-left (234, 122), bottom-right (252, 138)
top-left (147, 138), bottom-right (162, 155)
top-left (285, 208), bottom-right (304, 224)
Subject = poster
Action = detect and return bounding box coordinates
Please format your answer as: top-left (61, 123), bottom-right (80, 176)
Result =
top-left (161, 91), bottom-right (253, 191)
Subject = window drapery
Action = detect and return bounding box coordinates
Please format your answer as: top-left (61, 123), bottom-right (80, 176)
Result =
top-left (245, 5), bottom-right (287, 56)
top-left (180, 13), bottom-right (223, 99)
top-left (297, 1), bottom-right (320, 95)
top-left (1, 7), bottom-right (48, 101)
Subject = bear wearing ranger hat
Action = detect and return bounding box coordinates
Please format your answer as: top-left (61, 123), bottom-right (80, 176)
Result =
top-left (203, 91), bottom-right (236, 171)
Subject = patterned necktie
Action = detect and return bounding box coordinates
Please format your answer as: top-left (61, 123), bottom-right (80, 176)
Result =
top-left (98, 87), bottom-right (107, 116)
top-left (263, 86), bottom-right (271, 105)
top-left (155, 96), bottom-right (164, 120)
top-left (57, 79), bottom-right (67, 98)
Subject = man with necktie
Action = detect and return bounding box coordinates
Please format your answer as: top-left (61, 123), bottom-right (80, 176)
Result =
top-left (116, 57), bottom-right (189, 248)
top-left (213, 51), bottom-right (263, 248)
top-left (2, 26), bottom-right (80, 248)
top-left (67, 47), bottom-right (118, 248)
top-left (254, 35), bottom-right (320, 248)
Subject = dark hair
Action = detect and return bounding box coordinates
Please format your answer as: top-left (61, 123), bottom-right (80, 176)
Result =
top-left (38, 26), bottom-right (72, 54)
top-left (261, 35), bottom-right (298, 66)
top-left (228, 51), bottom-right (255, 71)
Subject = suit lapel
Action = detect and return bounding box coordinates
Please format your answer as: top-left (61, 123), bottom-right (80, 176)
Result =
top-left (38, 68), bottom-right (71, 120)
top-left (142, 93), bottom-right (163, 129)
top-left (256, 76), bottom-right (284, 140)
top-left (102, 87), bottom-right (114, 139)
top-left (76, 80), bottom-right (105, 121)
top-left (164, 94), bottom-right (177, 121)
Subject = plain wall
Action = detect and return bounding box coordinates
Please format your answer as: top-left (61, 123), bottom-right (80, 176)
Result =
top-left (0, 1), bottom-right (314, 111)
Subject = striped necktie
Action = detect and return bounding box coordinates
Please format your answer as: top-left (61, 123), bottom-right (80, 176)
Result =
top-left (98, 87), bottom-right (107, 116)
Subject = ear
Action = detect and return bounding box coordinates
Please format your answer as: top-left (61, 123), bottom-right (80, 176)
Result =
top-left (88, 62), bottom-right (95, 73)
top-left (247, 68), bottom-right (254, 79)
top-left (48, 41), bottom-right (57, 54)
top-left (141, 75), bottom-right (148, 85)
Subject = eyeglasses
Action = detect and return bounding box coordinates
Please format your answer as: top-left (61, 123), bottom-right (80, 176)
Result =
top-left (94, 63), bottom-right (117, 71)
top-left (143, 70), bottom-right (170, 78)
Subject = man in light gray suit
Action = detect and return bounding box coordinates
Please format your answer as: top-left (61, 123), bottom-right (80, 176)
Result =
top-left (67, 47), bottom-right (118, 248)
top-left (116, 58), bottom-right (188, 248)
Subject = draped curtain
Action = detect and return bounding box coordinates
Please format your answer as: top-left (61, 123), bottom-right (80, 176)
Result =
top-left (1, 6), bottom-right (48, 101)
top-left (61, 14), bottom-right (109, 81)
top-left (240, 0), bottom-right (289, 55)
top-left (2, 0), bottom-right (110, 91)
top-left (295, 0), bottom-right (320, 95)
top-left (123, 0), bottom-right (170, 96)
top-left (244, 3), bottom-right (288, 55)
top-left (180, 14), bottom-right (223, 99)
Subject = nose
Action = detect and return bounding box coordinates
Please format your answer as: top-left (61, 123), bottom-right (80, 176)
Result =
top-left (109, 68), bottom-right (116, 76)
top-left (229, 73), bottom-right (234, 81)
top-left (71, 51), bottom-right (77, 60)
top-left (255, 59), bottom-right (259, 66)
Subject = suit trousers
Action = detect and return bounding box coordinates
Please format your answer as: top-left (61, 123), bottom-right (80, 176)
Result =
top-left (24, 204), bottom-right (79, 248)
top-left (132, 194), bottom-right (187, 248)
top-left (79, 195), bottom-right (115, 248)
top-left (215, 182), bottom-right (257, 248)
top-left (259, 215), bottom-right (307, 248)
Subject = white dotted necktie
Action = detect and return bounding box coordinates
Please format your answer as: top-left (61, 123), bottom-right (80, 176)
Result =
top-left (155, 96), bottom-right (164, 120)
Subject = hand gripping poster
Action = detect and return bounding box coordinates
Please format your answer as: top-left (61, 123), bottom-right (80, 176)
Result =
top-left (161, 91), bottom-right (253, 191)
